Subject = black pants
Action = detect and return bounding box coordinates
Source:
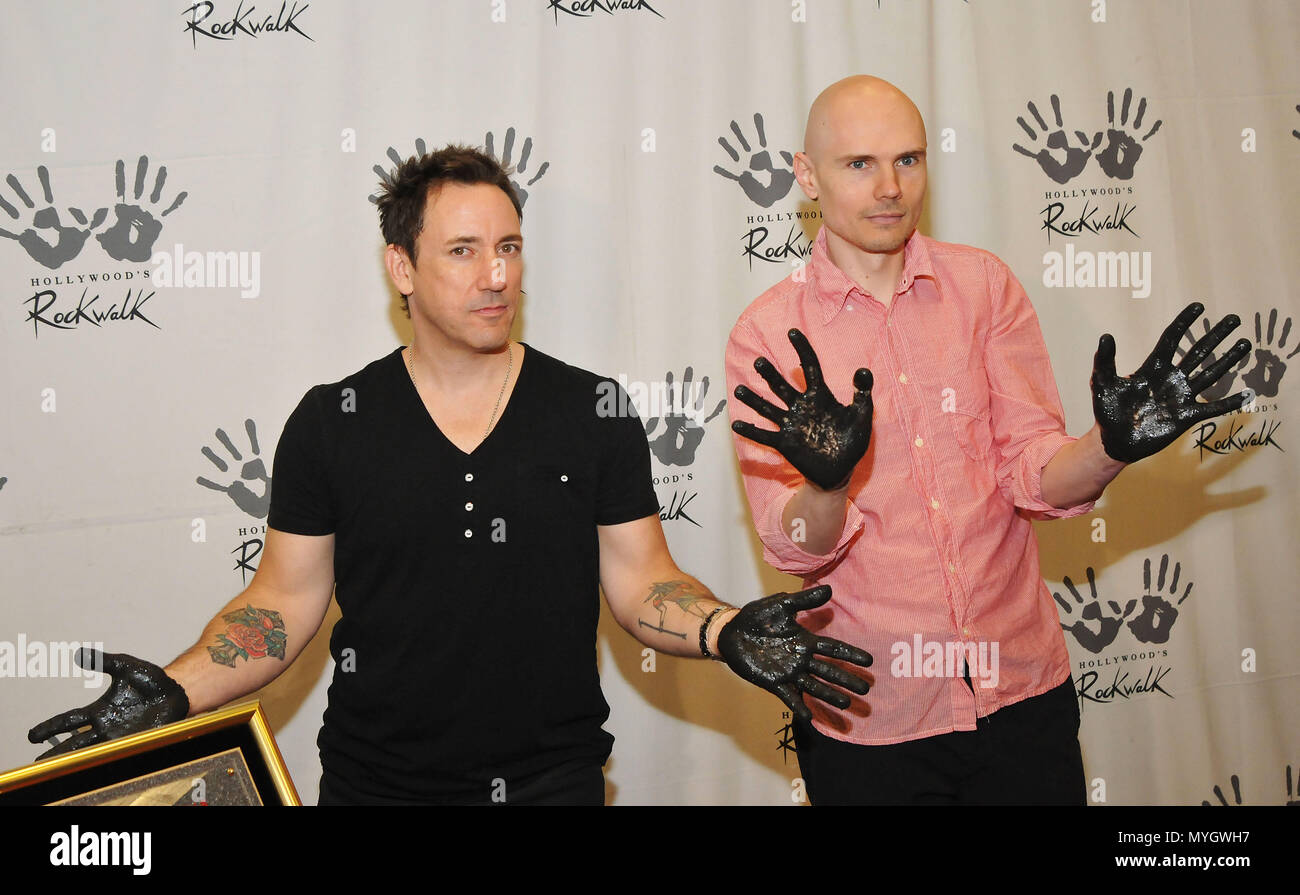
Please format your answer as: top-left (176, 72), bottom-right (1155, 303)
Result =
top-left (317, 759), bottom-right (605, 806)
top-left (793, 675), bottom-right (1086, 805)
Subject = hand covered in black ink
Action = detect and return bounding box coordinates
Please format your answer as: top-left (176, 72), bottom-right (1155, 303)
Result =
top-left (27, 650), bottom-right (188, 760)
top-left (1092, 302), bottom-right (1252, 463)
top-left (718, 585), bottom-right (872, 723)
top-left (732, 329), bottom-right (873, 490)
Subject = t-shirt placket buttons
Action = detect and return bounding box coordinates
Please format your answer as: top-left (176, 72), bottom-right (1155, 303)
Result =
top-left (463, 471), bottom-right (475, 539)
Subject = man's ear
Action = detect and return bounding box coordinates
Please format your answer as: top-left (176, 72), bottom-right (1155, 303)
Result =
top-left (793, 151), bottom-right (819, 201)
top-left (384, 244), bottom-right (415, 297)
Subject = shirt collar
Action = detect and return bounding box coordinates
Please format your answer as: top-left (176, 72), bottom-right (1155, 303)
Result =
top-left (808, 226), bottom-right (935, 323)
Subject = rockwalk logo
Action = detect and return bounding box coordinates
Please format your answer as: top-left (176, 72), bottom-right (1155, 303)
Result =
top-left (548, 0), bottom-right (664, 23)
top-left (603, 367), bottom-right (727, 527)
top-left (5, 156), bottom-right (189, 335)
top-left (711, 112), bottom-right (821, 269)
top-left (195, 419), bottom-right (272, 582)
top-left (1014, 91), bottom-right (1160, 295)
top-left (182, 1), bottom-right (313, 46)
top-left (1054, 556), bottom-right (1192, 706)
top-left (1182, 307), bottom-right (1293, 461)
top-left (1013, 89), bottom-right (1163, 185)
top-left (24, 284), bottom-right (156, 337)
top-left (1041, 196), bottom-right (1138, 243)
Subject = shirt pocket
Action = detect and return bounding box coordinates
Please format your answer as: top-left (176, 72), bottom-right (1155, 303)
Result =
top-left (944, 371), bottom-right (994, 462)
top-left (515, 456), bottom-right (597, 534)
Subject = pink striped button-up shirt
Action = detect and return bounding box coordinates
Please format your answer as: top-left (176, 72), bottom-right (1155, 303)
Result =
top-left (725, 226), bottom-right (1094, 745)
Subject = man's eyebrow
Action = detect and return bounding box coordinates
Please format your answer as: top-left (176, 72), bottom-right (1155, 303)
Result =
top-left (443, 234), bottom-right (524, 246)
top-left (835, 148), bottom-right (928, 162)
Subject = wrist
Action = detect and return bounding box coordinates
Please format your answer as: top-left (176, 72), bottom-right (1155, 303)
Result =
top-left (701, 607), bottom-right (740, 659)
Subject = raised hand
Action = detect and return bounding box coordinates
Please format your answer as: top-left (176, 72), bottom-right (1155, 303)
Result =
top-left (27, 650), bottom-right (189, 760)
top-left (717, 585), bottom-right (872, 722)
top-left (732, 328), bottom-right (873, 490)
top-left (1092, 302), bottom-right (1251, 463)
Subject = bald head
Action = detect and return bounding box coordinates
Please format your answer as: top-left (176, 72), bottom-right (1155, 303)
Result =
top-left (793, 75), bottom-right (929, 260)
top-left (804, 76), bottom-right (926, 163)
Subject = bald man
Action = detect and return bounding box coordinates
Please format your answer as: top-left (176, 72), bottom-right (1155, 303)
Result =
top-left (724, 76), bottom-right (1248, 805)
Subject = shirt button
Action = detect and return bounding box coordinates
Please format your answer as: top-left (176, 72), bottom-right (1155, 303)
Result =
top-left (962, 626), bottom-right (970, 637)
top-left (464, 529), bottom-right (473, 538)
top-left (464, 473), bottom-right (474, 482)
top-left (898, 373), bottom-right (908, 384)
top-left (847, 304), bottom-right (855, 312)
top-left (914, 436), bottom-right (924, 447)
top-left (560, 474), bottom-right (568, 482)
top-left (930, 498), bottom-right (940, 510)
top-left (465, 502), bottom-right (474, 511)
top-left (948, 562), bottom-right (957, 573)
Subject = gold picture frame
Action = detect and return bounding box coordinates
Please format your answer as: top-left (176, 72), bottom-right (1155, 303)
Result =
top-left (0, 701), bottom-right (300, 806)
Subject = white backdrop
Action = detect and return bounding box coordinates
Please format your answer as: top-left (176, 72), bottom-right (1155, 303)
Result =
top-left (1, 0), bottom-right (1297, 805)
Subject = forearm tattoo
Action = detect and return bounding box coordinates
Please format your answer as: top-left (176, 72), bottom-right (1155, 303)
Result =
top-left (207, 605), bottom-right (287, 667)
top-left (638, 580), bottom-right (723, 640)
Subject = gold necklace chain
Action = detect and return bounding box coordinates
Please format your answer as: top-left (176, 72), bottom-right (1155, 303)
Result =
top-left (407, 342), bottom-right (514, 439)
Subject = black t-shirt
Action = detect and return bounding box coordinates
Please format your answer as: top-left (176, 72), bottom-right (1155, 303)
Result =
top-left (267, 344), bottom-right (659, 801)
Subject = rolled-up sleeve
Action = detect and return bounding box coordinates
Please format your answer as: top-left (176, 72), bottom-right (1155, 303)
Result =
top-left (982, 255), bottom-right (1095, 520)
top-left (725, 317), bottom-right (866, 575)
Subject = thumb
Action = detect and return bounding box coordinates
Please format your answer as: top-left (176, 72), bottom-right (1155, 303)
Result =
top-left (1092, 334), bottom-right (1117, 387)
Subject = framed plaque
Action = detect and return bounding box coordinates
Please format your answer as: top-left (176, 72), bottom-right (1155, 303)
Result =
top-left (0, 701), bottom-right (299, 806)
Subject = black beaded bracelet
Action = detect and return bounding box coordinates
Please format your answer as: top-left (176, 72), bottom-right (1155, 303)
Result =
top-left (700, 607), bottom-right (729, 659)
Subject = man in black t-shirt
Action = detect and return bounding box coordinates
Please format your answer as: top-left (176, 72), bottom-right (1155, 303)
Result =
top-left (28, 145), bottom-right (874, 804)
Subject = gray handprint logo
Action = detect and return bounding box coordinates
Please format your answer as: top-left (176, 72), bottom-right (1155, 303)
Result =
top-left (1054, 566), bottom-right (1137, 654)
top-left (95, 156), bottom-right (188, 263)
top-left (368, 137), bottom-right (430, 205)
top-left (484, 128), bottom-right (549, 208)
top-left (1095, 88), bottom-right (1163, 180)
top-left (1241, 308), bottom-right (1298, 399)
top-left (1175, 314), bottom-right (1250, 402)
top-left (1127, 554), bottom-right (1191, 645)
top-left (1202, 774), bottom-right (1243, 806)
top-left (644, 368), bottom-right (727, 467)
top-left (0, 167), bottom-right (107, 269)
top-left (712, 113), bottom-right (797, 208)
top-left (1012, 95), bottom-right (1102, 185)
top-left (196, 419), bottom-right (271, 519)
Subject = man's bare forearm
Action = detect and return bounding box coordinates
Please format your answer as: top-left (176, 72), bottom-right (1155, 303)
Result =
top-left (1040, 423), bottom-right (1127, 508)
top-left (626, 574), bottom-right (738, 658)
top-left (780, 480), bottom-right (852, 556)
top-left (164, 582), bottom-right (325, 715)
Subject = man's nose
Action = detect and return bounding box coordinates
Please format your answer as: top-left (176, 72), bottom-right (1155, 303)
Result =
top-left (479, 257), bottom-right (509, 291)
top-left (875, 167), bottom-right (902, 199)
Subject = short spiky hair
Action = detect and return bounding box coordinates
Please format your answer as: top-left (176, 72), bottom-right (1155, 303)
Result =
top-left (374, 145), bottom-right (522, 315)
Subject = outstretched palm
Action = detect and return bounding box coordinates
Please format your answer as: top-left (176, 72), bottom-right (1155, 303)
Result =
top-left (1092, 302), bottom-right (1251, 463)
top-left (732, 328), bottom-right (874, 490)
top-left (27, 650), bottom-right (188, 759)
top-left (718, 586), bottom-right (872, 722)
